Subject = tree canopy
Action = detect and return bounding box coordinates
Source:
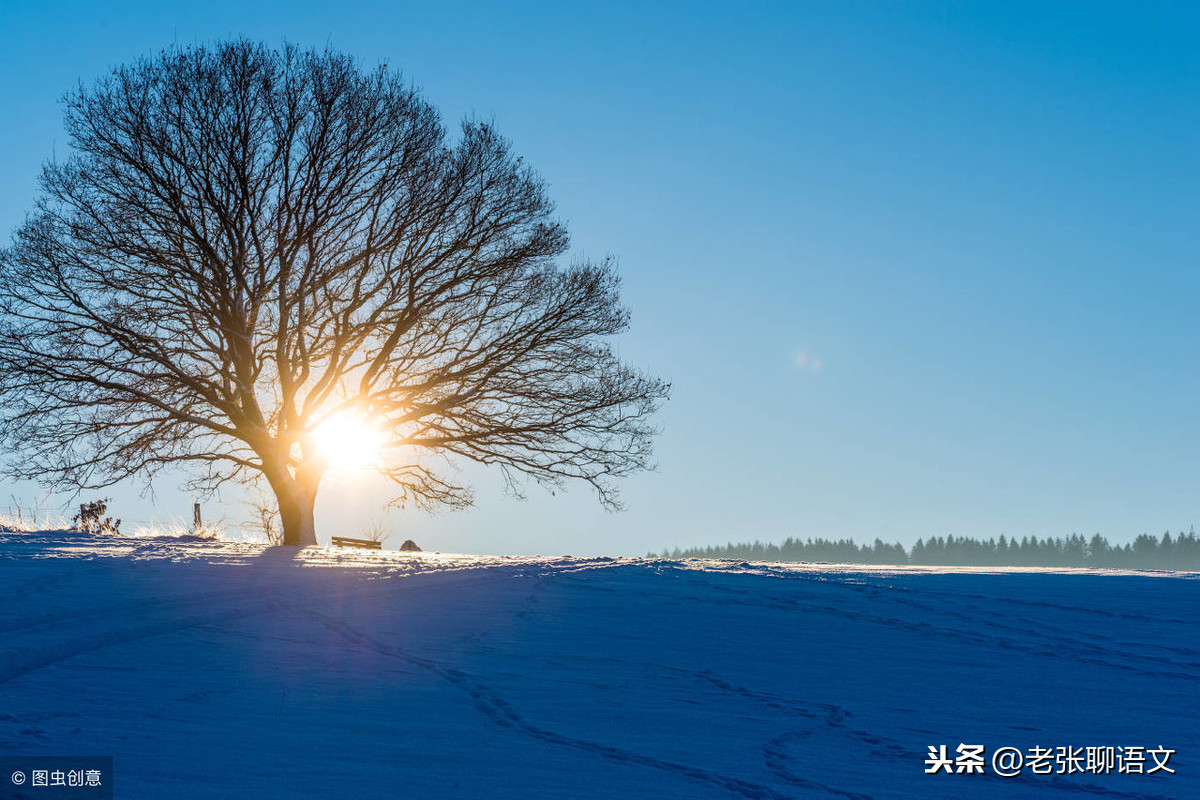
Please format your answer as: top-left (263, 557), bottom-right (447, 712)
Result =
top-left (0, 40), bottom-right (669, 545)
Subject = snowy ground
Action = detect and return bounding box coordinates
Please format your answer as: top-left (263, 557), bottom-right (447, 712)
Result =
top-left (1, 530), bottom-right (1197, 799)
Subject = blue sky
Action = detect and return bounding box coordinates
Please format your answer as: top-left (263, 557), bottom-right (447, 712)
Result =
top-left (1, 1), bottom-right (1197, 554)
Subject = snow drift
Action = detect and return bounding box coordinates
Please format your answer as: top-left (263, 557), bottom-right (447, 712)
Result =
top-left (1, 530), bottom-right (1196, 798)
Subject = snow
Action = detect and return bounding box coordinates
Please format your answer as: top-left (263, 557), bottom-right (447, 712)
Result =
top-left (1, 529), bottom-right (1197, 798)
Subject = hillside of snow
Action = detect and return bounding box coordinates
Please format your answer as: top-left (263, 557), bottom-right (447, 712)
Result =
top-left (1, 529), bottom-right (1197, 799)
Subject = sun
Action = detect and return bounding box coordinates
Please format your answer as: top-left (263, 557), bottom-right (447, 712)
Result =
top-left (311, 412), bottom-right (389, 471)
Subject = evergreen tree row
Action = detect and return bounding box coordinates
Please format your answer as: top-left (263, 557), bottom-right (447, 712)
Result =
top-left (655, 531), bottom-right (1200, 570)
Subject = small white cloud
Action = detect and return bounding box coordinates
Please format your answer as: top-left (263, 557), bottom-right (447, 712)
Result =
top-left (795, 350), bottom-right (823, 374)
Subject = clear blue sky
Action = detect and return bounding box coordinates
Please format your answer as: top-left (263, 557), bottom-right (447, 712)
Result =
top-left (1, 1), bottom-right (1197, 554)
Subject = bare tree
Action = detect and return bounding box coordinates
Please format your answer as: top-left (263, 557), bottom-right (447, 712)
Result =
top-left (362, 518), bottom-right (394, 546)
top-left (0, 40), bottom-right (669, 546)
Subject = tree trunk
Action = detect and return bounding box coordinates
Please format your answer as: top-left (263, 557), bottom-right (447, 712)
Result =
top-left (266, 464), bottom-right (320, 547)
top-left (279, 485), bottom-right (317, 547)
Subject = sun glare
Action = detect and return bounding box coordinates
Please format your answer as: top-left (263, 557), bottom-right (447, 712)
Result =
top-left (311, 412), bottom-right (388, 471)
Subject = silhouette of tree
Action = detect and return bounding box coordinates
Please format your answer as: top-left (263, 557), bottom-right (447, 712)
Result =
top-left (671, 531), bottom-right (1200, 570)
top-left (0, 41), bottom-right (669, 545)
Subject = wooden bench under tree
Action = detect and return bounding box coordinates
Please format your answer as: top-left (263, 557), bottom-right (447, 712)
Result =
top-left (330, 536), bottom-right (382, 550)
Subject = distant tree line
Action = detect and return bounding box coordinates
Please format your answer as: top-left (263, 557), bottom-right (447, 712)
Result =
top-left (656, 531), bottom-right (1200, 570)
